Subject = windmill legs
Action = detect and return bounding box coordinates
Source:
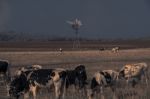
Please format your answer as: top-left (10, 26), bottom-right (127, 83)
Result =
top-left (73, 30), bottom-right (80, 49)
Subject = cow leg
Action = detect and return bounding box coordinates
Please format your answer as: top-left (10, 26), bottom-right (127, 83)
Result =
top-left (56, 80), bottom-right (66, 99)
top-left (31, 86), bottom-right (37, 99)
top-left (112, 92), bottom-right (116, 99)
top-left (54, 82), bottom-right (61, 99)
top-left (29, 85), bottom-right (37, 99)
top-left (61, 79), bottom-right (66, 99)
top-left (6, 84), bottom-right (10, 96)
top-left (0, 73), bottom-right (6, 85)
top-left (145, 77), bottom-right (148, 87)
top-left (73, 85), bottom-right (78, 94)
top-left (111, 86), bottom-right (116, 99)
top-left (143, 72), bottom-right (149, 86)
top-left (100, 86), bottom-right (105, 99)
top-left (126, 78), bottom-right (130, 87)
top-left (82, 85), bottom-right (87, 96)
top-left (88, 86), bottom-right (101, 99)
top-left (87, 89), bottom-right (94, 99)
top-left (62, 84), bottom-right (66, 99)
top-left (24, 92), bottom-right (29, 99)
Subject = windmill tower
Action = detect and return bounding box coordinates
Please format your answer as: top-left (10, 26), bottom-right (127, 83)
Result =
top-left (67, 18), bottom-right (82, 49)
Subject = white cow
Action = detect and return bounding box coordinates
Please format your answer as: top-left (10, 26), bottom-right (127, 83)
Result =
top-left (119, 62), bottom-right (148, 87)
top-left (111, 47), bottom-right (119, 53)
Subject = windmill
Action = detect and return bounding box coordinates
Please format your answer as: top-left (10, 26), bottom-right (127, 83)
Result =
top-left (67, 18), bottom-right (82, 49)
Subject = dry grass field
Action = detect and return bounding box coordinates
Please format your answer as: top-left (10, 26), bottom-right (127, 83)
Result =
top-left (0, 47), bottom-right (150, 99)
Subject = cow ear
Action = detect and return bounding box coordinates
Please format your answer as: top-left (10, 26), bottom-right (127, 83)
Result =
top-left (80, 65), bottom-right (85, 69)
top-left (100, 71), bottom-right (104, 75)
top-left (51, 72), bottom-right (55, 77)
top-left (75, 66), bottom-right (79, 71)
top-left (79, 64), bottom-right (85, 68)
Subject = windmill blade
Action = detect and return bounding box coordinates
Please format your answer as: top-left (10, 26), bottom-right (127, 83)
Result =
top-left (66, 21), bottom-right (74, 25)
top-left (75, 19), bottom-right (82, 26)
top-left (78, 21), bottom-right (82, 26)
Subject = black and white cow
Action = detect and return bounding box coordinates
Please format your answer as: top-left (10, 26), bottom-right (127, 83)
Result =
top-left (65, 65), bottom-right (88, 90)
top-left (9, 68), bottom-right (67, 99)
top-left (88, 70), bottom-right (119, 99)
top-left (9, 72), bottom-right (29, 99)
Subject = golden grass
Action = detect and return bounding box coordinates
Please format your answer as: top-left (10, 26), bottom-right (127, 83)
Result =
top-left (0, 48), bottom-right (150, 99)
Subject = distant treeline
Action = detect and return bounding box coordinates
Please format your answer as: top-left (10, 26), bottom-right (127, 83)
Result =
top-left (0, 31), bottom-right (150, 42)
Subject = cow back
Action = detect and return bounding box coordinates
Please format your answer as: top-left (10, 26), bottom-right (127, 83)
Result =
top-left (0, 60), bottom-right (8, 74)
top-left (29, 69), bottom-right (53, 86)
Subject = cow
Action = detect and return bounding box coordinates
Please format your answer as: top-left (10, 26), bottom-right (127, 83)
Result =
top-left (59, 48), bottom-right (63, 53)
top-left (9, 68), bottom-right (67, 99)
top-left (88, 70), bottom-right (119, 99)
top-left (10, 64), bottom-right (42, 93)
top-left (111, 47), bottom-right (120, 53)
top-left (14, 65), bottom-right (42, 77)
top-left (50, 68), bottom-right (67, 99)
top-left (119, 62), bottom-right (149, 87)
top-left (0, 60), bottom-right (10, 84)
top-left (0, 60), bottom-right (9, 76)
top-left (65, 65), bottom-right (88, 91)
top-left (50, 65), bottom-right (88, 97)
top-left (9, 72), bottom-right (29, 99)
top-left (99, 48), bottom-right (105, 52)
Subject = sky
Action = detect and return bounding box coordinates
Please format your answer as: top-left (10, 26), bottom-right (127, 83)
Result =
top-left (0, 0), bottom-right (150, 39)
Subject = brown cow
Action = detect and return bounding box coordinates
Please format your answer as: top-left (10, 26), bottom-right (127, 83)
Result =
top-left (119, 62), bottom-right (148, 87)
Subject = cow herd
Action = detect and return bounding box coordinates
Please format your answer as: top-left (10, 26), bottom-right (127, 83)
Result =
top-left (99, 47), bottom-right (120, 53)
top-left (88, 62), bottom-right (148, 99)
top-left (8, 64), bottom-right (88, 99)
top-left (0, 60), bottom-right (149, 99)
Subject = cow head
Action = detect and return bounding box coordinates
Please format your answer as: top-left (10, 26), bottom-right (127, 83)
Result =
top-left (9, 73), bottom-right (29, 98)
top-left (75, 65), bottom-right (88, 88)
top-left (100, 71), bottom-right (112, 84)
top-left (118, 69), bottom-right (125, 79)
top-left (118, 65), bottom-right (133, 80)
top-left (50, 69), bottom-right (67, 82)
